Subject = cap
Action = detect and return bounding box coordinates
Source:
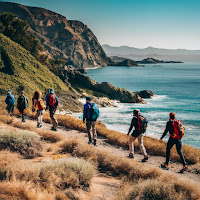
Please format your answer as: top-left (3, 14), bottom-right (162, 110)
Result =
top-left (86, 96), bottom-right (92, 101)
top-left (49, 88), bottom-right (54, 94)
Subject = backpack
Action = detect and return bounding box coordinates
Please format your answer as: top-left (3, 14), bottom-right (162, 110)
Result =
top-left (137, 115), bottom-right (148, 133)
top-left (37, 99), bottom-right (45, 110)
top-left (18, 95), bottom-right (27, 110)
top-left (89, 103), bottom-right (100, 121)
top-left (172, 120), bottom-right (185, 139)
top-left (49, 94), bottom-right (57, 107)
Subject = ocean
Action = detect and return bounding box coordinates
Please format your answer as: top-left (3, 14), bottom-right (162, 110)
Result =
top-left (87, 62), bottom-right (200, 149)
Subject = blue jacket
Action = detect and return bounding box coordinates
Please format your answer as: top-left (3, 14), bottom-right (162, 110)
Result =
top-left (5, 94), bottom-right (15, 106)
top-left (83, 102), bottom-right (92, 119)
top-left (45, 93), bottom-right (59, 107)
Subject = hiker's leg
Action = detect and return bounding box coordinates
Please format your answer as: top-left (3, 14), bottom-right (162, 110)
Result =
top-left (138, 134), bottom-right (147, 156)
top-left (91, 121), bottom-right (97, 140)
top-left (22, 109), bottom-right (25, 121)
top-left (40, 110), bottom-right (44, 125)
top-left (7, 105), bottom-right (11, 115)
top-left (86, 121), bottom-right (92, 141)
top-left (10, 105), bottom-right (14, 116)
top-left (176, 139), bottom-right (186, 166)
top-left (50, 106), bottom-right (58, 128)
top-left (52, 107), bottom-right (58, 128)
top-left (36, 110), bottom-right (40, 125)
top-left (128, 135), bottom-right (137, 154)
top-left (166, 138), bottom-right (175, 165)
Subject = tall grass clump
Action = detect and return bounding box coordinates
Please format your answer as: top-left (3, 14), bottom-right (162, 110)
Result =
top-left (0, 126), bottom-right (42, 158)
top-left (5, 157), bottom-right (96, 190)
top-left (115, 179), bottom-right (191, 200)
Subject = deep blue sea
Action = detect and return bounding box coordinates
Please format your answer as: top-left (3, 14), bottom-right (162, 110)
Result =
top-left (87, 63), bottom-right (200, 148)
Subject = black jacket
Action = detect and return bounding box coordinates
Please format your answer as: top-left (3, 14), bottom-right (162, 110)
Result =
top-left (160, 120), bottom-right (174, 139)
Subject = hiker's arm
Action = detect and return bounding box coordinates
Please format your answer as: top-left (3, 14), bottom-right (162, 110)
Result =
top-left (26, 98), bottom-right (29, 106)
top-left (56, 96), bottom-right (59, 104)
top-left (127, 118), bottom-right (135, 135)
top-left (83, 105), bottom-right (87, 123)
top-left (160, 122), bottom-right (169, 140)
top-left (45, 95), bottom-right (49, 107)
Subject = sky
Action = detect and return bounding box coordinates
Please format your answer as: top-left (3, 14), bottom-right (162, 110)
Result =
top-left (1, 0), bottom-right (200, 50)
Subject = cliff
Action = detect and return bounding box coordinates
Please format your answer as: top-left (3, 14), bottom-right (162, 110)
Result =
top-left (0, 2), bottom-right (111, 68)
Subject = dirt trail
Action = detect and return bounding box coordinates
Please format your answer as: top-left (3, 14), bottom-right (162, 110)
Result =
top-left (12, 117), bottom-right (200, 192)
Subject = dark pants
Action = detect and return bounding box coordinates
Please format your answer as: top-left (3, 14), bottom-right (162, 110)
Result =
top-left (49, 106), bottom-right (58, 128)
top-left (6, 104), bottom-right (14, 116)
top-left (19, 109), bottom-right (26, 122)
top-left (166, 137), bottom-right (186, 166)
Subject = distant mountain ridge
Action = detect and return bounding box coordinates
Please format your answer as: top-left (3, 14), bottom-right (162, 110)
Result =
top-left (103, 45), bottom-right (200, 62)
top-left (0, 2), bottom-right (111, 68)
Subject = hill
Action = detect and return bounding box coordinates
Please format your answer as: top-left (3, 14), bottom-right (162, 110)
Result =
top-left (0, 33), bottom-right (84, 111)
top-left (103, 44), bottom-right (200, 62)
top-left (0, 2), bottom-right (111, 68)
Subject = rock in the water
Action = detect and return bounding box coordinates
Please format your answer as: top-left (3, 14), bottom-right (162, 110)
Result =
top-left (135, 90), bottom-right (156, 98)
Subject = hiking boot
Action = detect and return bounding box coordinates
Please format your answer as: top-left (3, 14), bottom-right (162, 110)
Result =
top-left (161, 163), bottom-right (169, 170)
top-left (37, 124), bottom-right (42, 128)
top-left (128, 153), bottom-right (134, 159)
top-left (88, 139), bottom-right (92, 145)
top-left (51, 127), bottom-right (57, 131)
top-left (179, 165), bottom-right (188, 174)
top-left (22, 120), bottom-right (25, 122)
top-left (93, 139), bottom-right (97, 146)
top-left (142, 156), bottom-right (149, 162)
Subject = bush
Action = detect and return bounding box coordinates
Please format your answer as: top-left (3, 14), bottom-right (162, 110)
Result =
top-left (6, 157), bottom-right (96, 190)
top-left (0, 125), bottom-right (42, 158)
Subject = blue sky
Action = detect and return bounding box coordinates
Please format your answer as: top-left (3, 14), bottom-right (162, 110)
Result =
top-left (1, 0), bottom-right (200, 49)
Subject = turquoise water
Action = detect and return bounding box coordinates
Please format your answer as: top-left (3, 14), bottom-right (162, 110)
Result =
top-left (87, 63), bottom-right (200, 148)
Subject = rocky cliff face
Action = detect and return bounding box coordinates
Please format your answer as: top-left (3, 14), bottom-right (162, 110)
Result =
top-left (62, 69), bottom-right (146, 103)
top-left (0, 2), bottom-right (111, 68)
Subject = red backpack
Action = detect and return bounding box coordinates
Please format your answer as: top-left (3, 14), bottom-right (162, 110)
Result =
top-left (49, 94), bottom-right (57, 107)
top-left (137, 115), bottom-right (148, 133)
top-left (171, 120), bottom-right (185, 139)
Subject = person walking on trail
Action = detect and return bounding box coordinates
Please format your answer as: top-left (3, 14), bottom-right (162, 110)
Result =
top-left (127, 109), bottom-right (149, 162)
top-left (5, 89), bottom-right (15, 116)
top-left (160, 112), bottom-right (188, 173)
top-left (32, 91), bottom-right (45, 128)
top-left (17, 91), bottom-right (29, 122)
top-left (83, 96), bottom-right (100, 146)
top-left (45, 88), bottom-right (59, 131)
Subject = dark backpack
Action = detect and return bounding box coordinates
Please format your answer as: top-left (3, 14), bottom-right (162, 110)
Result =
top-left (18, 95), bottom-right (27, 110)
top-left (89, 103), bottom-right (100, 121)
top-left (49, 94), bottom-right (57, 107)
top-left (137, 115), bottom-right (148, 133)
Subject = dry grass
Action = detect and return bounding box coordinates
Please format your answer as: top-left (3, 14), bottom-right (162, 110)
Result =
top-left (59, 139), bottom-right (200, 200)
top-left (0, 181), bottom-right (70, 200)
top-left (5, 156), bottom-right (96, 190)
top-left (12, 121), bottom-right (64, 143)
top-left (2, 106), bottom-right (199, 164)
top-left (0, 125), bottom-right (42, 158)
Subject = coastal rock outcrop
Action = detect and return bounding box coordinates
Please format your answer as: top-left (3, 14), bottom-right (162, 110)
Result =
top-left (95, 82), bottom-right (145, 103)
top-left (135, 90), bottom-right (156, 98)
top-left (137, 57), bottom-right (183, 64)
top-left (61, 69), bottom-right (146, 104)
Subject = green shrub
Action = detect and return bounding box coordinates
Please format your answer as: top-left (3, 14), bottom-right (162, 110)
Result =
top-left (0, 126), bottom-right (42, 158)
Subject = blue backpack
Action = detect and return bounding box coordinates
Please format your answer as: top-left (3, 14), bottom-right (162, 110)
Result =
top-left (89, 103), bottom-right (100, 121)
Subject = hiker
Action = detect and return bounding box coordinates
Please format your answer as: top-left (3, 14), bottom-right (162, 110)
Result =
top-left (5, 89), bottom-right (15, 116)
top-left (83, 96), bottom-right (100, 146)
top-left (17, 91), bottom-right (29, 122)
top-left (32, 91), bottom-right (45, 128)
top-left (45, 88), bottom-right (59, 131)
top-left (127, 109), bottom-right (149, 162)
top-left (160, 112), bottom-right (188, 173)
